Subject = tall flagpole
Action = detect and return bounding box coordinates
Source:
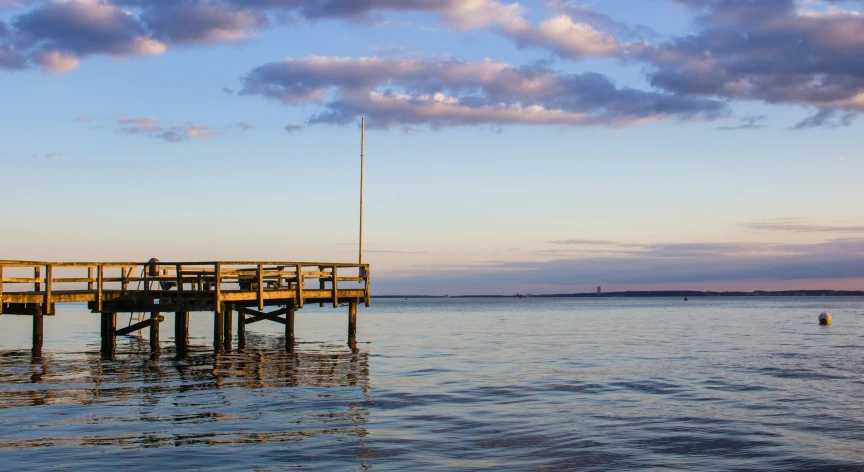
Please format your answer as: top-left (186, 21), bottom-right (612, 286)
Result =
top-left (359, 117), bottom-right (365, 265)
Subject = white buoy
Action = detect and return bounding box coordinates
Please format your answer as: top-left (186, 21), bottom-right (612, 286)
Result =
top-left (818, 312), bottom-right (832, 326)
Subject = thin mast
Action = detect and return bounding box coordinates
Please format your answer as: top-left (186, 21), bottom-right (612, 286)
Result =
top-left (359, 117), bottom-right (365, 265)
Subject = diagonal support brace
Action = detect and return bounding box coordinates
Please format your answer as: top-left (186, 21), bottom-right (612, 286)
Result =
top-left (237, 307), bottom-right (289, 325)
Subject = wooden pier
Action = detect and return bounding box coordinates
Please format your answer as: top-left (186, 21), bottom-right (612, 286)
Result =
top-left (0, 260), bottom-right (370, 358)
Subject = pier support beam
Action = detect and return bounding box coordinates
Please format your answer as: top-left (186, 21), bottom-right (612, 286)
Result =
top-left (175, 311), bottom-right (189, 358)
top-left (214, 310), bottom-right (224, 351)
top-left (100, 312), bottom-right (115, 359)
top-left (348, 302), bottom-right (357, 339)
top-left (286, 303), bottom-right (296, 353)
top-left (150, 312), bottom-right (160, 352)
top-left (32, 308), bottom-right (44, 357)
top-left (224, 308), bottom-right (233, 351)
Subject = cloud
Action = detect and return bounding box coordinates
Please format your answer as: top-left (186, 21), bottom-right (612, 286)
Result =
top-left (367, 250), bottom-right (430, 254)
top-left (44, 151), bottom-right (60, 158)
top-left (551, 239), bottom-right (619, 245)
top-left (0, 0), bottom-right (633, 73)
top-left (642, 0), bottom-right (864, 127)
top-left (140, 1), bottom-right (267, 44)
top-left (0, 44), bottom-right (28, 69)
top-left (718, 115), bottom-right (767, 130)
top-left (839, 155), bottom-right (848, 162)
top-left (116, 116), bottom-right (223, 142)
top-left (284, 123), bottom-right (305, 132)
top-left (746, 219), bottom-right (864, 233)
top-left (377, 236), bottom-right (864, 293)
top-left (241, 55), bottom-right (727, 129)
top-left (222, 87), bottom-right (235, 95)
top-left (238, 121), bottom-right (254, 130)
top-left (71, 115), bottom-right (92, 122)
top-left (790, 108), bottom-right (857, 129)
top-left (6, 0), bottom-right (166, 72)
top-left (0, 0), bottom-right (39, 9)
top-left (503, 14), bottom-right (622, 59)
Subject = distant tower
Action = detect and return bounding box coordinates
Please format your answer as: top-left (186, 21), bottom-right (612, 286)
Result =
top-left (597, 286), bottom-right (602, 294)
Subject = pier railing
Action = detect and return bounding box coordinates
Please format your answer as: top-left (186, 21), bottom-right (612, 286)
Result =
top-left (0, 260), bottom-right (371, 315)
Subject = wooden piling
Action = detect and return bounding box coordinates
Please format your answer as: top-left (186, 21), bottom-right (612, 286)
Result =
top-left (348, 302), bottom-right (357, 338)
top-left (150, 312), bottom-right (160, 352)
top-left (238, 311), bottom-right (246, 350)
top-left (175, 311), bottom-right (189, 355)
top-left (100, 312), bottom-right (115, 359)
top-left (224, 307), bottom-right (233, 351)
top-left (214, 309), bottom-right (225, 350)
top-left (286, 303), bottom-right (296, 352)
top-left (33, 308), bottom-right (44, 357)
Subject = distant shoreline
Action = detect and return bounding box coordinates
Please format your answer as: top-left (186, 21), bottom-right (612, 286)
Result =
top-left (374, 290), bottom-right (864, 298)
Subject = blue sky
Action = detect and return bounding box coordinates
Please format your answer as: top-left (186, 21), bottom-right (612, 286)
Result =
top-left (1, 0), bottom-right (863, 294)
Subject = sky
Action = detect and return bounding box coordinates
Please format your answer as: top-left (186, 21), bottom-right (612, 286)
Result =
top-left (1, 0), bottom-right (863, 295)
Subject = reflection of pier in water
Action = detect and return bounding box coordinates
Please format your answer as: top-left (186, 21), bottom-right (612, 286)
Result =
top-left (0, 338), bottom-right (371, 456)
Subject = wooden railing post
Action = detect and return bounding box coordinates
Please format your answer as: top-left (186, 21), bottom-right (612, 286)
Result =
top-left (295, 264), bottom-right (304, 308)
top-left (363, 265), bottom-right (371, 307)
top-left (332, 266), bottom-right (339, 307)
top-left (0, 264), bottom-right (4, 315)
top-left (34, 266), bottom-right (41, 292)
top-left (214, 262), bottom-right (222, 314)
top-left (96, 265), bottom-right (103, 312)
top-left (87, 267), bottom-right (94, 291)
top-left (257, 264), bottom-right (264, 310)
top-left (176, 264), bottom-right (183, 309)
top-left (318, 266), bottom-right (326, 307)
top-left (44, 264), bottom-right (52, 315)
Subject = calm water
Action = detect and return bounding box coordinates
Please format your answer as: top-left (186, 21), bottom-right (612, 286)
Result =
top-left (1, 297), bottom-right (863, 470)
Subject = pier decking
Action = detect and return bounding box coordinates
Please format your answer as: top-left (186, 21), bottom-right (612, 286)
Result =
top-left (0, 260), bottom-right (370, 357)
